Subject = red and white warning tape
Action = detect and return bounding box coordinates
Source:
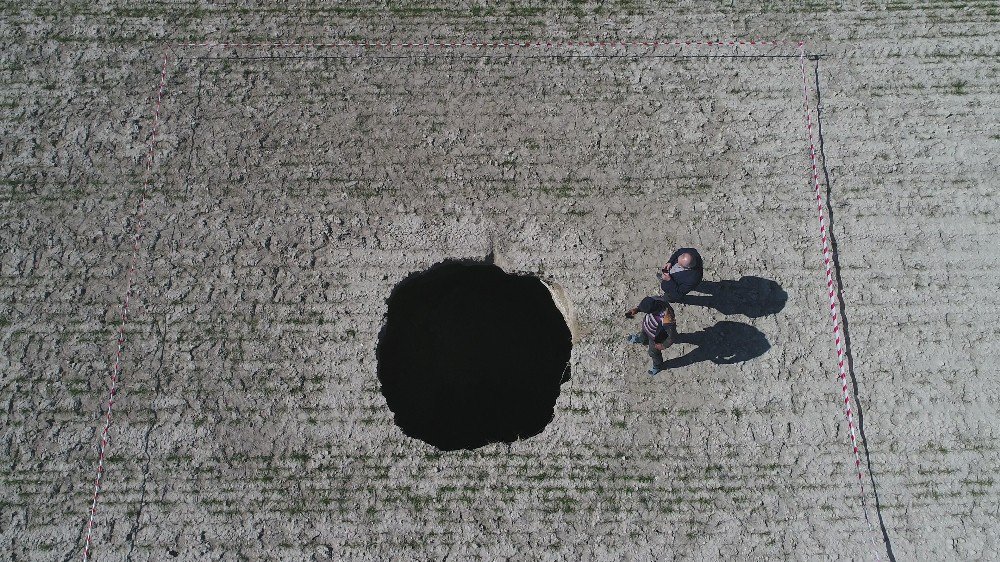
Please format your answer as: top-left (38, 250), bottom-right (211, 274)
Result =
top-left (797, 42), bottom-right (882, 560)
top-left (81, 52), bottom-right (169, 562)
top-left (175, 39), bottom-right (789, 49)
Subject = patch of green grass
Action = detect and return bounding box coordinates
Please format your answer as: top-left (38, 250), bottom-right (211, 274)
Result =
top-left (962, 476), bottom-right (995, 486)
top-left (66, 378), bottom-right (89, 396)
top-left (507, 4), bottom-right (545, 17)
top-left (539, 182), bottom-right (574, 198)
top-left (389, 4), bottom-right (445, 16)
top-left (949, 80), bottom-right (968, 95)
top-left (924, 442), bottom-right (950, 454)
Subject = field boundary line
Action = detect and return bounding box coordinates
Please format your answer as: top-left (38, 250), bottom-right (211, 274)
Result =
top-left (81, 51), bottom-right (169, 562)
top-left (175, 39), bottom-right (794, 49)
top-left (797, 41), bottom-right (883, 561)
top-left (80, 39), bottom-right (875, 561)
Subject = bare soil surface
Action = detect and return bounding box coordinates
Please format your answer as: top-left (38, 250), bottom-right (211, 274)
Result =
top-left (1, 3), bottom-right (998, 560)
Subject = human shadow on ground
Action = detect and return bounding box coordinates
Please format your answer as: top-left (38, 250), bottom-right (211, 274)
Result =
top-left (674, 276), bottom-right (787, 318)
top-left (664, 321), bottom-right (770, 368)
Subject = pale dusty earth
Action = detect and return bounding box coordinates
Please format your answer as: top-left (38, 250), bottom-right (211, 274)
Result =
top-left (1, 2), bottom-right (998, 561)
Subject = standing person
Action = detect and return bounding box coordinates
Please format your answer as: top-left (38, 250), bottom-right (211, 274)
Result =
top-left (659, 247), bottom-right (704, 301)
top-left (625, 296), bottom-right (678, 375)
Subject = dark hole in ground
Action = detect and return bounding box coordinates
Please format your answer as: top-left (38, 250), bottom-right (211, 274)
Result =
top-left (377, 260), bottom-right (572, 451)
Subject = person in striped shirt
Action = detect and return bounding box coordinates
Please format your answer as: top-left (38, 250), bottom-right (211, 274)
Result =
top-left (625, 296), bottom-right (678, 375)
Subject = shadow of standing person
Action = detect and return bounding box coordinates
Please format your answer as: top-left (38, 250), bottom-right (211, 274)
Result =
top-left (676, 276), bottom-right (787, 318)
top-left (664, 321), bottom-right (771, 369)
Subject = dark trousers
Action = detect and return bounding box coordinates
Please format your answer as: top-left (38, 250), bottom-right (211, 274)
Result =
top-left (636, 332), bottom-right (664, 370)
top-left (648, 340), bottom-right (664, 370)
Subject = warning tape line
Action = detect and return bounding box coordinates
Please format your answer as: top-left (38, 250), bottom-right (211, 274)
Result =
top-left (175, 39), bottom-right (791, 49)
top-left (797, 42), bottom-right (882, 560)
top-left (81, 51), bottom-right (169, 562)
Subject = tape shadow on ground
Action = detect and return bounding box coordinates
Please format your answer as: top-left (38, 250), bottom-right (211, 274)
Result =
top-left (812, 54), bottom-right (896, 561)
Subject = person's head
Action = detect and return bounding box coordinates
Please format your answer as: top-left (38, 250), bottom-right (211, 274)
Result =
top-left (677, 252), bottom-right (694, 269)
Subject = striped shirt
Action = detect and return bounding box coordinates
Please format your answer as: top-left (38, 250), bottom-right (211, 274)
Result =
top-left (642, 304), bottom-right (676, 339)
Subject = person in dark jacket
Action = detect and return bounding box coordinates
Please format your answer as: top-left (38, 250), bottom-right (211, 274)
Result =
top-left (659, 247), bottom-right (704, 301)
top-left (625, 296), bottom-right (678, 375)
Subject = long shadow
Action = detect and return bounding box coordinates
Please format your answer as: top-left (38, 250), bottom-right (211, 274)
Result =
top-left (812, 55), bottom-right (895, 561)
top-left (675, 276), bottom-right (787, 318)
top-left (664, 321), bottom-right (770, 368)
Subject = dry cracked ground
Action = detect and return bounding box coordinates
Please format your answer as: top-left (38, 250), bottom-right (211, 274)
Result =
top-left (1, 2), bottom-right (998, 561)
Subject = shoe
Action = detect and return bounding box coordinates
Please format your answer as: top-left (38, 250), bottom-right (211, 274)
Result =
top-left (627, 334), bottom-right (643, 344)
top-left (648, 366), bottom-right (663, 375)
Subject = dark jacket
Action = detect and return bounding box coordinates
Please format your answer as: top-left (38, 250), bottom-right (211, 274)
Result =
top-left (660, 247), bottom-right (704, 301)
top-left (637, 296), bottom-right (677, 345)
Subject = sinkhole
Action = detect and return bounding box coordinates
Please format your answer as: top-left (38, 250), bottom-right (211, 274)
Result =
top-left (376, 259), bottom-right (573, 451)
